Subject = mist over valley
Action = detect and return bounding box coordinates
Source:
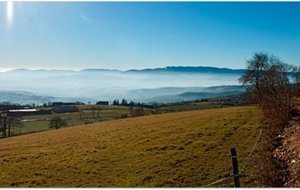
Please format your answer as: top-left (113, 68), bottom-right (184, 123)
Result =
top-left (0, 66), bottom-right (245, 104)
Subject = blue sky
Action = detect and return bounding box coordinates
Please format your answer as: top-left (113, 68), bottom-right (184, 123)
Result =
top-left (0, 2), bottom-right (300, 71)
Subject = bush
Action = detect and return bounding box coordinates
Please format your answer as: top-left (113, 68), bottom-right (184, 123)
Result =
top-left (49, 116), bottom-right (67, 129)
top-left (239, 52), bottom-right (292, 186)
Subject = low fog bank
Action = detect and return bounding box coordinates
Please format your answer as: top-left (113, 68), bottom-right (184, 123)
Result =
top-left (0, 68), bottom-right (243, 104)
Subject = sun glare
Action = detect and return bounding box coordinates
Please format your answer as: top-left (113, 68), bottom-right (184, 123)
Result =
top-left (0, 67), bottom-right (14, 72)
top-left (6, 0), bottom-right (13, 24)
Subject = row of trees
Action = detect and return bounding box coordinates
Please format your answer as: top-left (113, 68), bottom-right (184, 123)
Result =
top-left (112, 99), bottom-right (139, 106)
top-left (0, 113), bottom-right (22, 138)
top-left (112, 99), bottom-right (155, 108)
top-left (239, 52), bottom-right (299, 186)
top-left (112, 99), bottom-right (131, 106)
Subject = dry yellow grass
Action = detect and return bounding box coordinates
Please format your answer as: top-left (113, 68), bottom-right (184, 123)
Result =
top-left (0, 106), bottom-right (263, 187)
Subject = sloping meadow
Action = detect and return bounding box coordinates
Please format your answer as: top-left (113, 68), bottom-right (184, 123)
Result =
top-left (0, 106), bottom-right (262, 187)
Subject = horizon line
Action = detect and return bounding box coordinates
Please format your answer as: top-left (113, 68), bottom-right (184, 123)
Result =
top-left (0, 65), bottom-right (245, 73)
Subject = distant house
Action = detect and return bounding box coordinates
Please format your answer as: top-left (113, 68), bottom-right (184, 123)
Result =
top-left (7, 109), bottom-right (52, 116)
top-left (9, 108), bottom-right (38, 112)
top-left (51, 102), bottom-right (77, 107)
top-left (0, 105), bottom-right (28, 111)
top-left (52, 106), bottom-right (79, 113)
top-left (96, 101), bottom-right (109, 105)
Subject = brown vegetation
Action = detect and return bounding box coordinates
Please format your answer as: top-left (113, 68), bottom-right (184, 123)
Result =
top-left (239, 52), bottom-right (297, 186)
top-left (273, 97), bottom-right (300, 186)
top-left (49, 116), bottom-right (67, 129)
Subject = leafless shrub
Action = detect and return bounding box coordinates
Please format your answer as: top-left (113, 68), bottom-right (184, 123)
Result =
top-left (49, 116), bottom-right (67, 129)
top-left (239, 53), bottom-right (292, 186)
top-left (129, 107), bottom-right (144, 117)
top-left (260, 64), bottom-right (291, 129)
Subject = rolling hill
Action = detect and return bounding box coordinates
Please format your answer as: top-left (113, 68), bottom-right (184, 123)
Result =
top-left (126, 66), bottom-right (245, 74)
top-left (0, 106), bottom-right (262, 187)
top-left (0, 66), bottom-right (243, 101)
top-left (0, 85), bottom-right (245, 105)
top-left (127, 85), bottom-right (246, 103)
top-left (0, 90), bottom-right (93, 105)
top-left (0, 90), bottom-right (56, 105)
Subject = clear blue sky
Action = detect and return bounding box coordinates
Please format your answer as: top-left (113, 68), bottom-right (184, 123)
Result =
top-left (0, 2), bottom-right (300, 71)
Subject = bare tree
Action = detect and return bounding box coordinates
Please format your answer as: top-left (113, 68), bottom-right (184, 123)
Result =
top-left (0, 113), bottom-right (8, 138)
top-left (0, 113), bottom-right (23, 138)
top-left (49, 116), bottom-right (67, 129)
top-left (260, 64), bottom-right (291, 127)
top-left (239, 52), bottom-right (271, 104)
top-left (7, 116), bottom-right (23, 136)
top-left (240, 53), bottom-right (292, 126)
top-left (240, 53), bottom-right (293, 186)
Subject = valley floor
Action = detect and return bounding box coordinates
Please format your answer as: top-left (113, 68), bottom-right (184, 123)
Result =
top-left (0, 106), bottom-right (263, 187)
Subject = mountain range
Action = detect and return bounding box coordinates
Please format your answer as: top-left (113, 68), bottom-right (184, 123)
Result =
top-left (0, 66), bottom-right (245, 104)
top-left (3, 66), bottom-right (245, 74)
top-left (0, 85), bottom-right (245, 105)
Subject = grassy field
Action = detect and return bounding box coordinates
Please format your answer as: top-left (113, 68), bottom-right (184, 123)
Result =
top-left (0, 106), bottom-right (263, 187)
top-left (158, 101), bottom-right (225, 113)
top-left (16, 107), bottom-right (131, 135)
top-left (15, 102), bottom-right (228, 135)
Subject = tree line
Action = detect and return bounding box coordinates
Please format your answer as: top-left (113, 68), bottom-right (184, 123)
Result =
top-left (112, 99), bottom-right (156, 109)
top-left (239, 52), bottom-right (300, 186)
top-left (0, 113), bottom-right (22, 138)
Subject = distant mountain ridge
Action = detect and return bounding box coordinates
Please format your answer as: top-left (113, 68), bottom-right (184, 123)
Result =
top-left (127, 66), bottom-right (245, 74)
top-left (127, 85), bottom-right (246, 103)
top-left (0, 90), bottom-right (94, 105)
top-left (0, 85), bottom-right (245, 105)
top-left (0, 66), bottom-right (244, 102)
top-left (3, 66), bottom-right (245, 74)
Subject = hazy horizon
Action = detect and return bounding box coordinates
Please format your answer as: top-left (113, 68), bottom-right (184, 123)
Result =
top-left (0, 67), bottom-right (243, 104)
top-left (0, 65), bottom-right (246, 73)
top-left (1, 2), bottom-right (299, 104)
